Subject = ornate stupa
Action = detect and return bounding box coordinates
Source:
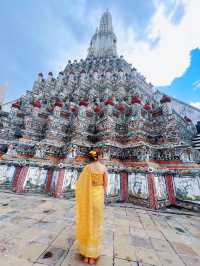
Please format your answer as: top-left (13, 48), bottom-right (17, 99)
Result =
top-left (0, 10), bottom-right (200, 208)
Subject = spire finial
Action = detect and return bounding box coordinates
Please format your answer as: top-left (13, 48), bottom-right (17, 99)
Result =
top-left (88, 10), bottom-right (117, 58)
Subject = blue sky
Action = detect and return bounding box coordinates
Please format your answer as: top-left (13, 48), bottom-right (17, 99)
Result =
top-left (160, 49), bottom-right (200, 105)
top-left (0, 0), bottom-right (200, 109)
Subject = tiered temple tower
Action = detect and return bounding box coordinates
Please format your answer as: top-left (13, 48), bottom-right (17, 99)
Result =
top-left (0, 10), bottom-right (200, 208)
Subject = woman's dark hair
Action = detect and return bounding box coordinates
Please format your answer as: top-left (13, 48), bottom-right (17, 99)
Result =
top-left (88, 149), bottom-right (101, 161)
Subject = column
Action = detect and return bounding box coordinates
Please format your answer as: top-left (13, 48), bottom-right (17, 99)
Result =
top-left (16, 166), bottom-right (29, 193)
top-left (45, 168), bottom-right (54, 193)
top-left (147, 173), bottom-right (158, 209)
top-left (120, 172), bottom-right (128, 202)
top-left (12, 166), bottom-right (22, 190)
top-left (54, 168), bottom-right (65, 198)
top-left (166, 174), bottom-right (176, 205)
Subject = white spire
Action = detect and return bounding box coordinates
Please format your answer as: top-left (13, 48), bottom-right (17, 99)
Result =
top-left (88, 10), bottom-right (117, 58)
top-left (99, 9), bottom-right (113, 33)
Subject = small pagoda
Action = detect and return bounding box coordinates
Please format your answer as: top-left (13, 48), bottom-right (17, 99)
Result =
top-left (0, 10), bottom-right (200, 209)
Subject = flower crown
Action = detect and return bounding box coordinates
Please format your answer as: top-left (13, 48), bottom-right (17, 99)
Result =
top-left (88, 150), bottom-right (98, 160)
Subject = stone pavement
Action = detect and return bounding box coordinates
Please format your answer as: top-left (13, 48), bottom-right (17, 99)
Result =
top-left (0, 193), bottom-right (200, 266)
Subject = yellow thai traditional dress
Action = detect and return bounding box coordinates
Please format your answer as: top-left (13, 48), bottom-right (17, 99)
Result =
top-left (75, 165), bottom-right (104, 258)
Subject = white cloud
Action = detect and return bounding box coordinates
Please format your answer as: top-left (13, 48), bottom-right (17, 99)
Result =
top-left (46, 1), bottom-right (104, 73)
top-left (115, 0), bottom-right (200, 86)
top-left (47, 0), bottom-right (200, 88)
top-left (190, 102), bottom-right (200, 109)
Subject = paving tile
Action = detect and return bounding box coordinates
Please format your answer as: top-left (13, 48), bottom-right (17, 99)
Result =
top-left (36, 246), bottom-right (67, 265)
top-left (131, 236), bottom-right (153, 249)
top-left (18, 242), bottom-right (48, 262)
top-left (142, 224), bottom-right (157, 231)
top-left (103, 229), bottom-right (114, 240)
top-left (130, 222), bottom-right (143, 229)
top-left (160, 229), bottom-right (182, 242)
top-left (130, 228), bottom-right (149, 239)
top-left (0, 255), bottom-right (32, 266)
top-left (32, 230), bottom-right (58, 245)
top-left (0, 236), bottom-right (25, 256)
top-left (96, 255), bottom-right (113, 266)
top-left (0, 193), bottom-right (200, 266)
top-left (115, 234), bottom-right (132, 252)
top-left (114, 218), bottom-right (130, 227)
top-left (135, 247), bottom-right (161, 266)
top-left (51, 233), bottom-right (72, 251)
top-left (115, 224), bottom-right (130, 235)
top-left (32, 220), bottom-right (63, 233)
top-left (192, 242), bottom-right (200, 256)
top-left (146, 230), bottom-right (165, 240)
top-left (180, 254), bottom-right (200, 266)
top-left (17, 228), bottom-right (43, 242)
top-left (156, 250), bottom-right (185, 266)
top-left (102, 244), bottom-right (113, 257)
top-left (150, 238), bottom-right (173, 253)
top-left (114, 243), bottom-right (137, 261)
top-left (115, 258), bottom-right (133, 265)
top-left (171, 241), bottom-right (199, 256)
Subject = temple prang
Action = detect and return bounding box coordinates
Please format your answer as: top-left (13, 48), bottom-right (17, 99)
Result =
top-left (0, 10), bottom-right (200, 209)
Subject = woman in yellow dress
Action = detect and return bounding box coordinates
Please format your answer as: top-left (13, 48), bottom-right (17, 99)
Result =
top-left (75, 150), bottom-right (108, 265)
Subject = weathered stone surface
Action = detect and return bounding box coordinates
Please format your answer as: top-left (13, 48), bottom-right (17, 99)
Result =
top-left (180, 254), bottom-right (200, 266)
top-left (135, 247), bottom-right (161, 265)
top-left (115, 258), bottom-right (137, 265)
top-left (18, 242), bottom-right (48, 262)
top-left (114, 243), bottom-right (137, 261)
top-left (0, 255), bottom-right (32, 266)
top-left (156, 250), bottom-right (185, 266)
top-left (51, 233), bottom-right (72, 250)
top-left (37, 246), bottom-right (66, 265)
top-left (171, 241), bottom-right (198, 256)
top-left (0, 193), bottom-right (200, 266)
top-left (150, 238), bottom-right (172, 252)
top-left (131, 236), bottom-right (153, 249)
